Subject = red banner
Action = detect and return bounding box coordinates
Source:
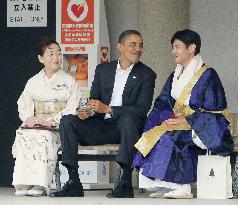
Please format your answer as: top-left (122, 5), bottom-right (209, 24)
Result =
top-left (61, 0), bottom-right (94, 44)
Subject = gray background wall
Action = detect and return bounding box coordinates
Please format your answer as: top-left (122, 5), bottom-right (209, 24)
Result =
top-left (104, 0), bottom-right (139, 60)
top-left (105, 0), bottom-right (190, 98)
top-left (105, 0), bottom-right (238, 112)
top-left (190, 0), bottom-right (238, 113)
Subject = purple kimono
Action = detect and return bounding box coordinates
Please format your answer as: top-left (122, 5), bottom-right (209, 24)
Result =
top-left (132, 67), bottom-right (234, 184)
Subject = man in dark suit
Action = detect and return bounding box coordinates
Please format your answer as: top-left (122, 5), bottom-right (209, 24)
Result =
top-left (50, 30), bottom-right (156, 198)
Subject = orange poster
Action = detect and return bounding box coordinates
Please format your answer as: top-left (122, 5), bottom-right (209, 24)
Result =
top-left (61, 0), bottom-right (94, 44)
top-left (63, 54), bottom-right (88, 87)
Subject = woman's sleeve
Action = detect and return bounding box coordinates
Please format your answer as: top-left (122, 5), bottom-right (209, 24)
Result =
top-left (17, 82), bottom-right (34, 122)
top-left (51, 79), bottom-right (80, 124)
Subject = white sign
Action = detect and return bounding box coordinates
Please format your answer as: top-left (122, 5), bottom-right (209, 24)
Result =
top-left (7, 0), bottom-right (47, 27)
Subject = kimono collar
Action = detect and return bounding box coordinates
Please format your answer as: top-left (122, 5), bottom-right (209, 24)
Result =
top-left (171, 55), bottom-right (204, 100)
top-left (41, 68), bottom-right (61, 82)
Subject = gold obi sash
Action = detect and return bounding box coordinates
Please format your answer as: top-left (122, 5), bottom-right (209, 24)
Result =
top-left (135, 65), bottom-right (231, 157)
top-left (34, 100), bottom-right (67, 120)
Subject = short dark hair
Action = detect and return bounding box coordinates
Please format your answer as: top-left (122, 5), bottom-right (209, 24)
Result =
top-left (118, 30), bottom-right (142, 43)
top-left (37, 38), bottom-right (60, 56)
top-left (171, 29), bottom-right (201, 55)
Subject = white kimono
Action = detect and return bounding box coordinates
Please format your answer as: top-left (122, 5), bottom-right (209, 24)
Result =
top-left (12, 69), bottom-right (80, 194)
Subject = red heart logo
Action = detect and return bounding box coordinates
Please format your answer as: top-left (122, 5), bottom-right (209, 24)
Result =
top-left (71, 4), bottom-right (84, 18)
top-left (102, 52), bottom-right (107, 59)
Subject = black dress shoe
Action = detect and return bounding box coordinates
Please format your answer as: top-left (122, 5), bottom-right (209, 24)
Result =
top-left (106, 179), bottom-right (134, 198)
top-left (49, 179), bottom-right (84, 197)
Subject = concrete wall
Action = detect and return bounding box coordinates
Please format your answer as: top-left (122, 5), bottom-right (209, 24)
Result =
top-left (104, 0), bottom-right (190, 98)
top-left (138, 0), bottom-right (189, 97)
top-left (190, 0), bottom-right (238, 113)
top-left (104, 0), bottom-right (139, 61)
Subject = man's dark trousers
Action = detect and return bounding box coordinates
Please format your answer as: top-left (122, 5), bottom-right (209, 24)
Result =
top-left (59, 113), bottom-right (144, 169)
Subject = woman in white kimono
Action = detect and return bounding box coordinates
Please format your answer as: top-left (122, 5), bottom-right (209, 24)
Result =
top-left (12, 39), bottom-right (80, 196)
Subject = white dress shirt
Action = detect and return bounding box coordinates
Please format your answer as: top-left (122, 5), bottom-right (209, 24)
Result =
top-left (105, 60), bottom-right (134, 119)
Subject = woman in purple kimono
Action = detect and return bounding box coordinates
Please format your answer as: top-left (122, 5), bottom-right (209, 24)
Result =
top-left (133, 29), bottom-right (233, 199)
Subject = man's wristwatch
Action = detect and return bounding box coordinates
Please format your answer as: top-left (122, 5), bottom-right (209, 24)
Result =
top-left (107, 107), bottom-right (113, 116)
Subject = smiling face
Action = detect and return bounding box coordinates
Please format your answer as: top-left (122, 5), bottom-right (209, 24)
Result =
top-left (38, 43), bottom-right (62, 73)
top-left (117, 34), bottom-right (143, 69)
top-left (171, 39), bottom-right (196, 68)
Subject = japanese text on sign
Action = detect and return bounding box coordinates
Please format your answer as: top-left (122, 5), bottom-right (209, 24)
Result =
top-left (7, 0), bottom-right (47, 27)
top-left (61, 0), bottom-right (94, 44)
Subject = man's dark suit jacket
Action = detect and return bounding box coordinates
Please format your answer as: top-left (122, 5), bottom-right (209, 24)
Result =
top-left (90, 60), bottom-right (157, 120)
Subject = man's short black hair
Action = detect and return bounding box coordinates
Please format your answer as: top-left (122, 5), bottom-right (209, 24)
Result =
top-left (171, 29), bottom-right (201, 55)
top-left (118, 30), bottom-right (142, 43)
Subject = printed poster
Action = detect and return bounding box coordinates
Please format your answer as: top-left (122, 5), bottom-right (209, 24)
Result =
top-left (61, 0), bottom-right (94, 44)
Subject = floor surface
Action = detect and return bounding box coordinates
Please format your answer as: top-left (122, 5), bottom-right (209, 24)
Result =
top-left (1, 188), bottom-right (238, 205)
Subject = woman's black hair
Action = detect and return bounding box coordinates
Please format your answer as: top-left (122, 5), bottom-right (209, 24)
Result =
top-left (37, 38), bottom-right (60, 56)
